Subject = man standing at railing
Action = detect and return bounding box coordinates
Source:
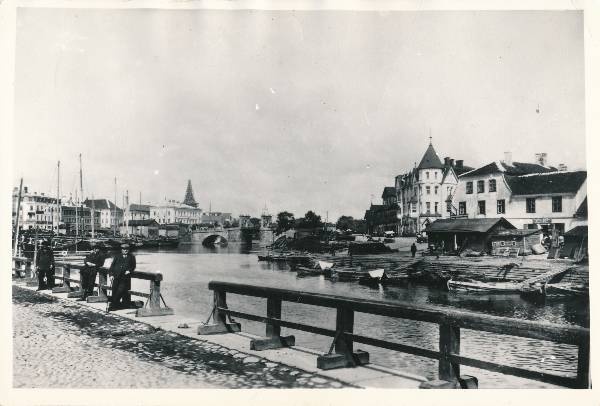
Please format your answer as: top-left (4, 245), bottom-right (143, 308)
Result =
top-left (107, 243), bottom-right (136, 311)
top-left (36, 240), bottom-right (55, 291)
top-left (78, 243), bottom-right (106, 301)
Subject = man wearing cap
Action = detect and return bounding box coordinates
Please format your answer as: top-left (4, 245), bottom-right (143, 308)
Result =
top-left (78, 244), bottom-right (106, 301)
top-left (107, 243), bottom-right (136, 311)
top-left (36, 240), bottom-right (55, 290)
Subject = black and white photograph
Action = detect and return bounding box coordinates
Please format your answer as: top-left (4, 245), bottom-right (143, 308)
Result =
top-left (2, 0), bottom-right (598, 403)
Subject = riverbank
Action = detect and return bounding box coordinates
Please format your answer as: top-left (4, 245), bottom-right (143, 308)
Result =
top-left (12, 285), bottom-right (425, 389)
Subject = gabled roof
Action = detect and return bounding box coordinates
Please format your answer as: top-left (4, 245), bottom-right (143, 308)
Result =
top-left (453, 164), bottom-right (475, 176)
top-left (426, 217), bottom-right (516, 233)
top-left (460, 161), bottom-right (556, 178)
top-left (417, 143), bottom-right (444, 169)
top-left (119, 219), bottom-right (158, 227)
top-left (130, 203), bottom-right (151, 212)
top-left (505, 171), bottom-right (586, 196)
top-left (565, 225), bottom-right (587, 237)
top-left (83, 199), bottom-right (122, 212)
top-left (575, 197), bottom-right (587, 218)
top-left (382, 187), bottom-right (396, 198)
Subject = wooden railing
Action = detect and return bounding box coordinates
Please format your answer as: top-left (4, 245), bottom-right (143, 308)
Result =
top-left (51, 261), bottom-right (173, 317)
top-left (200, 281), bottom-right (590, 389)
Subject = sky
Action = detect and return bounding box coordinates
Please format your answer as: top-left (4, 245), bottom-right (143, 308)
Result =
top-left (11, 8), bottom-right (585, 221)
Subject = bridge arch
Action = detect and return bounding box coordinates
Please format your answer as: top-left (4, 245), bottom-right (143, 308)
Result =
top-left (202, 234), bottom-right (228, 247)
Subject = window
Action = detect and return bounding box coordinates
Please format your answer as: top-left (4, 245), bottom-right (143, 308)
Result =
top-left (411, 204), bottom-right (416, 213)
top-left (434, 186), bottom-right (438, 194)
top-left (459, 202), bottom-right (466, 215)
top-left (478, 200), bottom-right (486, 215)
top-left (526, 198), bottom-right (536, 213)
top-left (446, 202), bottom-right (452, 213)
top-left (489, 179), bottom-right (496, 192)
top-left (497, 199), bottom-right (505, 214)
top-left (435, 172), bottom-right (438, 179)
top-left (477, 180), bottom-right (484, 193)
top-left (426, 172), bottom-right (429, 179)
top-left (426, 186), bottom-right (431, 195)
top-left (552, 196), bottom-right (562, 212)
top-left (426, 202), bottom-right (430, 213)
top-left (435, 202), bottom-right (439, 214)
top-left (466, 182), bottom-right (473, 194)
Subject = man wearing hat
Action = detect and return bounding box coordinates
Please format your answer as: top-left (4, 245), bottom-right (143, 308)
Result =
top-left (36, 240), bottom-right (55, 290)
top-left (78, 243), bottom-right (106, 301)
top-left (107, 243), bottom-right (136, 311)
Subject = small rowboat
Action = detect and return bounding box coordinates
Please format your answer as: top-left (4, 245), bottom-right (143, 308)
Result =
top-left (295, 266), bottom-right (324, 277)
top-left (358, 269), bottom-right (387, 287)
top-left (447, 279), bottom-right (523, 293)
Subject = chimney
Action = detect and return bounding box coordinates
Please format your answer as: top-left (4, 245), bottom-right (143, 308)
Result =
top-left (444, 157), bottom-right (450, 166)
top-left (449, 158), bottom-right (455, 167)
top-left (558, 163), bottom-right (568, 171)
top-left (455, 160), bottom-right (463, 169)
top-left (535, 153), bottom-right (548, 166)
top-left (24, 186), bottom-right (28, 193)
top-left (503, 152), bottom-right (513, 166)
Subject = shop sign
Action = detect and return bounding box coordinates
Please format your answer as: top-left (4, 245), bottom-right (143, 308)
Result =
top-left (532, 218), bottom-right (552, 224)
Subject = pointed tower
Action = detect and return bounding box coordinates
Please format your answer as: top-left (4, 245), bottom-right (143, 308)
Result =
top-left (417, 141), bottom-right (444, 169)
top-left (183, 180), bottom-right (198, 208)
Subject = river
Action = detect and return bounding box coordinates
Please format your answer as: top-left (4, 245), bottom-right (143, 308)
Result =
top-left (127, 242), bottom-right (588, 389)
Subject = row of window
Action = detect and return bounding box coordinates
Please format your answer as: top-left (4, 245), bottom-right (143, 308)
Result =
top-left (466, 179), bottom-right (496, 194)
top-left (458, 196), bottom-right (563, 215)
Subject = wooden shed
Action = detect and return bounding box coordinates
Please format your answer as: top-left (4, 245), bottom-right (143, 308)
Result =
top-left (490, 229), bottom-right (541, 256)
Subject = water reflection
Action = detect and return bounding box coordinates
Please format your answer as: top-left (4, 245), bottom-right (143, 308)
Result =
top-left (131, 242), bottom-right (588, 388)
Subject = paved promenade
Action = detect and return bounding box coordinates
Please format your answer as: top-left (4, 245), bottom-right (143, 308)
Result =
top-left (12, 286), bottom-right (349, 389)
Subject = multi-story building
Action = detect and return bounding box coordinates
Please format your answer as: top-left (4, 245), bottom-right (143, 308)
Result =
top-left (200, 212), bottom-right (233, 227)
top-left (12, 186), bottom-right (60, 232)
top-left (128, 204), bottom-right (151, 221)
top-left (83, 199), bottom-right (123, 232)
top-left (453, 153), bottom-right (586, 233)
top-left (394, 142), bottom-right (473, 235)
top-left (149, 200), bottom-right (202, 225)
top-left (60, 204), bottom-right (101, 235)
top-left (364, 187), bottom-right (401, 235)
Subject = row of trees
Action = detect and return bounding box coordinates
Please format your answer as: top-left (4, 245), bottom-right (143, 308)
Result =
top-left (275, 211), bottom-right (366, 235)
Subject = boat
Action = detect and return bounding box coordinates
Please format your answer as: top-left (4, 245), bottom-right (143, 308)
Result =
top-left (520, 281), bottom-right (588, 300)
top-left (358, 269), bottom-right (387, 287)
top-left (330, 266), bottom-right (370, 281)
top-left (295, 266), bottom-right (324, 277)
top-left (447, 278), bottom-right (524, 293)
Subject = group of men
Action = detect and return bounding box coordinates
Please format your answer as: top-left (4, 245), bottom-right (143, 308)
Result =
top-left (34, 241), bottom-right (137, 311)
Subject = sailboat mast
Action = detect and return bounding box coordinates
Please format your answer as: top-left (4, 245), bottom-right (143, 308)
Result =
top-left (79, 153), bottom-right (84, 236)
top-left (125, 190), bottom-right (130, 237)
top-left (113, 177), bottom-right (117, 237)
top-left (13, 178), bottom-right (23, 256)
top-left (91, 194), bottom-right (95, 239)
top-left (57, 161), bottom-right (61, 233)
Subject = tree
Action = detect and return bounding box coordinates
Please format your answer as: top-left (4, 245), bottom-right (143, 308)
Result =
top-left (249, 217), bottom-right (261, 230)
top-left (336, 215), bottom-right (355, 231)
top-left (296, 210), bottom-right (322, 230)
top-left (276, 211), bottom-right (295, 234)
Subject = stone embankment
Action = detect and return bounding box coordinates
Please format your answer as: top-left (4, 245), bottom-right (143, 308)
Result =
top-left (12, 286), bottom-right (348, 389)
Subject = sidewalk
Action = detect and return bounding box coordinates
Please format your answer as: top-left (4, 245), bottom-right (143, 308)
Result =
top-left (12, 284), bottom-right (426, 389)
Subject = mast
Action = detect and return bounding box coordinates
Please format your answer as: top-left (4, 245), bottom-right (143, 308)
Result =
top-left (113, 177), bottom-right (117, 237)
top-left (91, 194), bottom-right (95, 239)
top-left (75, 190), bottom-right (79, 253)
top-left (13, 178), bottom-right (23, 256)
top-left (57, 161), bottom-right (61, 234)
top-left (125, 190), bottom-right (130, 237)
top-left (79, 153), bottom-right (84, 237)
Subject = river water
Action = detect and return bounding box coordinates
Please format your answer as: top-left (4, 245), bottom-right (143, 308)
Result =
top-left (128, 242), bottom-right (588, 389)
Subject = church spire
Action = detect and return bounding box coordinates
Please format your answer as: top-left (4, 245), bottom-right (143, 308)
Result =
top-left (183, 180), bottom-right (198, 208)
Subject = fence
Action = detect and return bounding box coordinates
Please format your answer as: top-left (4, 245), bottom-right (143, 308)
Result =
top-left (200, 281), bottom-right (590, 389)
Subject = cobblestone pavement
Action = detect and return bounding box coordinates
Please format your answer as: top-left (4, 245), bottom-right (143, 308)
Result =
top-left (13, 286), bottom-right (349, 388)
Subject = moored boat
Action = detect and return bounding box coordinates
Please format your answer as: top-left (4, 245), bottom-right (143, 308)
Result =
top-left (447, 278), bottom-right (524, 293)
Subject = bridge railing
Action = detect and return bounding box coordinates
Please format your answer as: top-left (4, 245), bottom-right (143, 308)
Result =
top-left (52, 261), bottom-right (174, 317)
top-left (200, 281), bottom-right (590, 389)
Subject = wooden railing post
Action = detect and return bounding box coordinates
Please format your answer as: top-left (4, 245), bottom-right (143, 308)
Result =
top-left (576, 339), bottom-right (590, 388)
top-left (439, 323), bottom-right (460, 382)
top-left (136, 275), bottom-right (174, 317)
top-left (317, 306), bottom-right (369, 370)
top-left (250, 296), bottom-right (295, 350)
top-left (198, 289), bottom-right (241, 335)
top-left (87, 270), bottom-right (108, 303)
top-left (67, 266), bottom-right (84, 298)
top-left (52, 264), bottom-right (71, 293)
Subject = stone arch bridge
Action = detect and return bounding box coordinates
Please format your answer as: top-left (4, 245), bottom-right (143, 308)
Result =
top-left (184, 228), bottom-right (275, 246)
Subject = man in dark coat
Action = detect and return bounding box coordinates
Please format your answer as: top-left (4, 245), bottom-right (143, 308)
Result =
top-left (78, 244), bottom-right (105, 301)
top-left (36, 241), bottom-right (55, 290)
top-left (108, 244), bottom-right (136, 311)
top-left (410, 242), bottom-right (417, 258)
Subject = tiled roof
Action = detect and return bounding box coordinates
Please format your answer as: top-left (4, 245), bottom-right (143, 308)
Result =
top-left (575, 197), bottom-right (587, 218)
top-left (426, 217), bottom-right (516, 233)
top-left (505, 171), bottom-right (586, 196)
top-left (83, 199), bottom-right (122, 212)
top-left (130, 203), bottom-right (151, 212)
top-left (417, 143), bottom-right (444, 169)
top-left (565, 225), bottom-right (587, 237)
top-left (460, 161), bottom-right (555, 178)
top-left (382, 187), bottom-right (396, 198)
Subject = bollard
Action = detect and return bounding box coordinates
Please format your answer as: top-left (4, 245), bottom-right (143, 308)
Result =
top-left (438, 323), bottom-right (460, 382)
top-left (317, 306), bottom-right (369, 370)
top-left (135, 273), bottom-right (174, 317)
top-left (250, 296), bottom-right (295, 350)
top-left (52, 264), bottom-right (72, 293)
top-left (197, 290), bottom-right (241, 334)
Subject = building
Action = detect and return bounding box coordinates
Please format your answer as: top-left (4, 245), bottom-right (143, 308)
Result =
top-left (61, 203), bottom-right (101, 235)
top-left (394, 142), bottom-right (473, 235)
top-left (364, 186), bottom-right (401, 235)
top-left (128, 203), bottom-right (151, 221)
top-left (200, 212), bottom-right (233, 228)
top-left (149, 199), bottom-right (202, 225)
top-left (12, 186), bottom-right (60, 232)
top-left (183, 180), bottom-right (199, 208)
top-left (119, 219), bottom-right (159, 238)
top-left (426, 217), bottom-right (516, 253)
top-left (453, 152), bottom-right (586, 233)
top-left (83, 199), bottom-right (124, 232)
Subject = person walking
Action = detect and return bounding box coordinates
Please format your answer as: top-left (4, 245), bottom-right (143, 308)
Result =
top-left (36, 240), bottom-right (55, 290)
top-left (108, 243), bottom-right (136, 311)
top-left (410, 242), bottom-right (417, 258)
top-left (78, 243), bottom-right (105, 301)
